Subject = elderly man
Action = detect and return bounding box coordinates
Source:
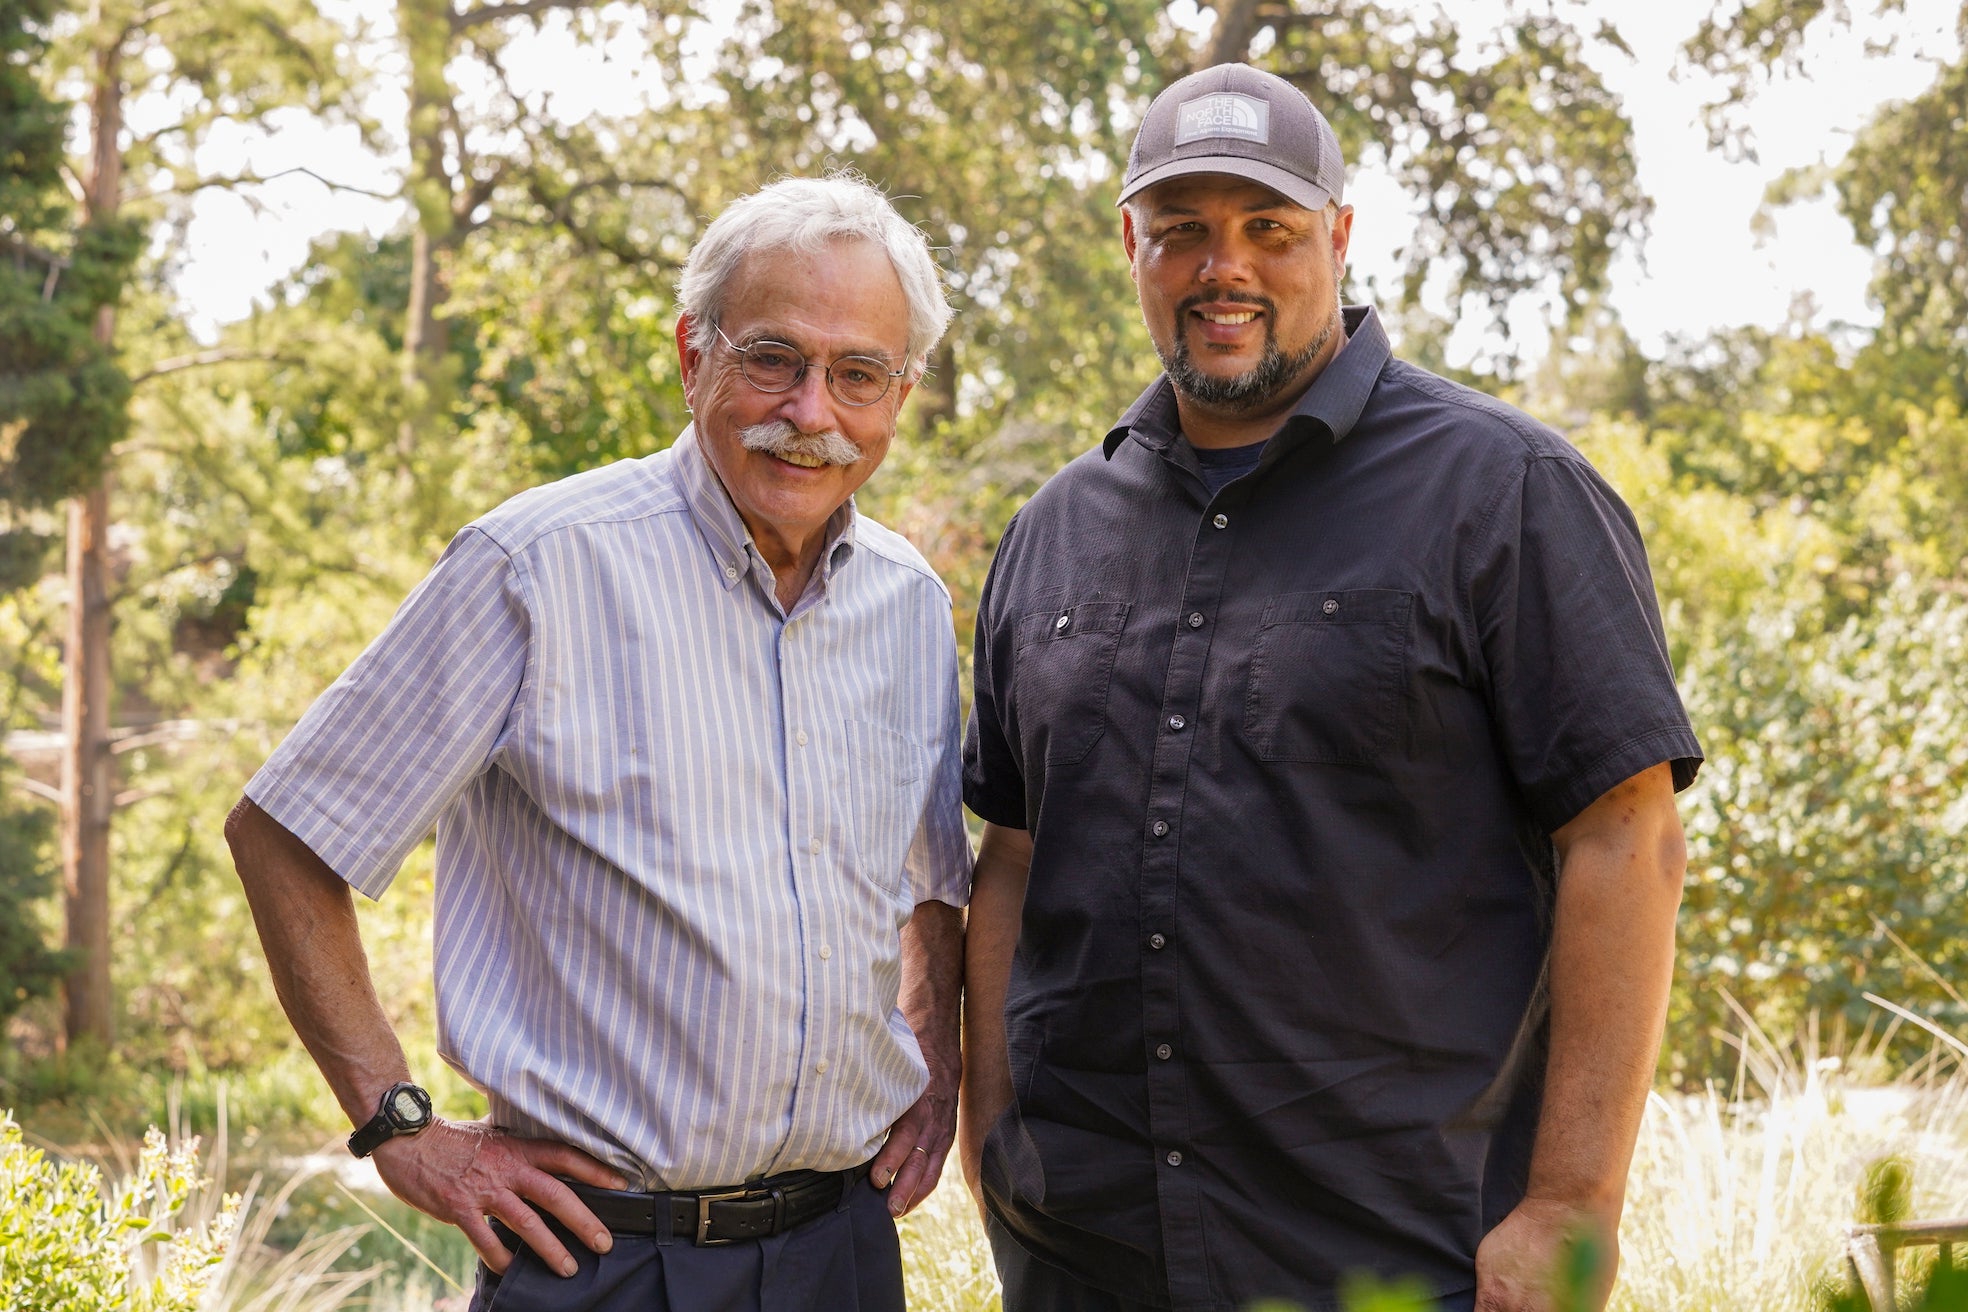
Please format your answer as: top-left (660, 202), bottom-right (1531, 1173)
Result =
top-left (959, 65), bottom-right (1701, 1312)
top-left (227, 172), bottom-right (969, 1312)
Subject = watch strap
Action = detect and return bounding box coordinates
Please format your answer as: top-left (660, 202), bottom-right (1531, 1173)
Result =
top-left (347, 1081), bottom-right (433, 1158)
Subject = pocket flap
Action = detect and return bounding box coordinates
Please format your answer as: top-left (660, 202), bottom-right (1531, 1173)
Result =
top-left (844, 719), bottom-right (924, 784)
top-left (1261, 589), bottom-right (1411, 627)
top-left (1016, 600), bottom-right (1133, 648)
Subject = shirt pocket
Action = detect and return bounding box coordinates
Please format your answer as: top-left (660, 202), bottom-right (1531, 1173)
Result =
top-left (1243, 589), bottom-right (1413, 764)
top-left (844, 718), bottom-right (928, 897)
top-left (1011, 601), bottom-right (1132, 766)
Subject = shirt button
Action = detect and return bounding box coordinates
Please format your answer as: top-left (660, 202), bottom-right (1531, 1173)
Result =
top-left (1212, 514), bottom-right (1228, 529)
top-left (1165, 1150), bottom-right (1183, 1167)
top-left (818, 944), bottom-right (833, 960)
top-left (808, 837), bottom-right (822, 854)
top-left (1148, 932), bottom-right (1167, 949)
top-left (724, 564), bottom-right (739, 579)
top-left (1155, 1043), bottom-right (1173, 1060)
top-left (1054, 613), bottom-right (1070, 632)
top-left (1151, 820), bottom-right (1169, 838)
top-left (815, 1059), bottom-right (830, 1074)
top-left (1323, 597), bottom-right (1340, 615)
top-left (1167, 714), bottom-right (1186, 732)
top-left (795, 730), bottom-right (809, 747)
top-left (1187, 612), bottom-right (1204, 628)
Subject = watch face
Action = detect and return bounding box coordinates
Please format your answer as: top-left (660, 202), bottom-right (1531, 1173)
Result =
top-left (389, 1085), bottom-right (431, 1128)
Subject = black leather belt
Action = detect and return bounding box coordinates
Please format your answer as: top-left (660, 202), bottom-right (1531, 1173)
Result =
top-left (562, 1163), bottom-right (869, 1247)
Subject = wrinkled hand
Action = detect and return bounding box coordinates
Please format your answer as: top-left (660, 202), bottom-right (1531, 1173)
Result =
top-left (370, 1118), bottom-right (627, 1277)
top-left (871, 1083), bottom-right (956, 1218)
top-left (1475, 1196), bottom-right (1618, 1312)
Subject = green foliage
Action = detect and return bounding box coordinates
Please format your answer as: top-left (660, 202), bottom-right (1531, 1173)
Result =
top-left (1672, 573), bottom-right (1968, 1075)
top-left (0, 1112), bottom-right (238, 1311)
top-left (1859, 1155), bottom-right (1915, 1227)
top-left (0, 782), bottom-right (69, 1027)
top-left (0, 0), bottom-right (138, 509)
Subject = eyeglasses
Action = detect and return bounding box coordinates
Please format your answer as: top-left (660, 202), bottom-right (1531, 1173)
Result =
top-left (715, 326), bottom-right (907, 408)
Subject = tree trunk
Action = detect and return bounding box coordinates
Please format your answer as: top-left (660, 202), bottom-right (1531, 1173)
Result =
top-left (61, 30), bottom-right (125, 1051)
top-left (1201, 0), bottom-right (1264, 68)
top-left (398, 0), bottom-right (457, 457)
top-left (60, 482), bottom-right (114, 1049)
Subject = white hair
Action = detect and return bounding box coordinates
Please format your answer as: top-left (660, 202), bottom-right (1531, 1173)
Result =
top-left (677, 171), bottom-right (954, 375)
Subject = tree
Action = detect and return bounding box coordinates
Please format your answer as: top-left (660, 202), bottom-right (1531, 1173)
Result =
top-left (2, 0), bottom-right (134, 1050)
top-left (18, 0), bottom-right (359, 1049)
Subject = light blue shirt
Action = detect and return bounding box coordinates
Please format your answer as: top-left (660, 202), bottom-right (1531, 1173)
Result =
top-left (248, 427), bottom-right (971, 1189)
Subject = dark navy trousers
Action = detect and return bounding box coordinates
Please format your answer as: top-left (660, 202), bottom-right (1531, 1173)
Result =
top-left (466, 1174), bottom-right (904, 1312)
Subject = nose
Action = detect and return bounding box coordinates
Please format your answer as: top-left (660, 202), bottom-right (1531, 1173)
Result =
top-left (1196, 231), bottom-right (1255, 286)
top-left (773, 364), bottom-right (836, 433)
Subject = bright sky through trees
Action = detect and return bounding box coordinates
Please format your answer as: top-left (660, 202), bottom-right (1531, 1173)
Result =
top-left (163, 0), bottom-right (1961, 361)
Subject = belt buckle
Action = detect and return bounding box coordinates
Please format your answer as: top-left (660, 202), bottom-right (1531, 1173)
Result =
top-left (693, 1188), bottom-right (748, 1246)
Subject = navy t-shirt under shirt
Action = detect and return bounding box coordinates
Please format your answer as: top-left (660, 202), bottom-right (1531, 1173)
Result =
top-left (1189, 437), bottom-right (1267, 494)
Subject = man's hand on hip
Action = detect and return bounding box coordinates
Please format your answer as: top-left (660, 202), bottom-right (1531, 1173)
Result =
top-left (371, 1118), bottom-right (627, 1277)
top-left (1474, 1195), bottom-right (1617, 1312)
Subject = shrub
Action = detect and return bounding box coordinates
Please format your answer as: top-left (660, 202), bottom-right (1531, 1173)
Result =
top-left (0, 1111), bottom-right (238, 1311)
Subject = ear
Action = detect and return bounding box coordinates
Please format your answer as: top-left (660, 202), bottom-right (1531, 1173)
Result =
top-left (1121, 204), bottom-right (1140, 283)
top-left (1328, 204), bottom-right (1355, 281)
top-left (676, 314), bottom-right (703, 401)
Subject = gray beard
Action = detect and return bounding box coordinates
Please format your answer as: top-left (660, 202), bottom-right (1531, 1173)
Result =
top-left (1159, 288), bottom-right (1343, 414)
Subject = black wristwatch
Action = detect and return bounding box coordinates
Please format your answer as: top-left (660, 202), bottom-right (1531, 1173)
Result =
top-left (348, 1081), bottom-right (434, 1158)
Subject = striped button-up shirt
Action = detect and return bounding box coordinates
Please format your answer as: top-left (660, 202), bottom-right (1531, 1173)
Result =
top-left (247, 427), bottom-right (971, 1189)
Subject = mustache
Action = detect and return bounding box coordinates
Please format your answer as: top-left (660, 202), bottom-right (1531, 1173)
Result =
top-left (1177, 290), bottom-right (1275, 318)
top-left (737, 419), bottom-right (863, 467)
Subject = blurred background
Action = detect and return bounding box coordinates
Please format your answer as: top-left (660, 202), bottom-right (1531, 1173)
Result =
top-left (4, 1), bottom-right (1967, 1307)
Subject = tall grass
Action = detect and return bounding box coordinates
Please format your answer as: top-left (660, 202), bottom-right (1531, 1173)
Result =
top-left (900, 1183), bottom-right (1002, 1312)
top-left (29, 1033), bottom-right (1968, 1312)
top-left (1614, 1026), bottom-right (1968, 1312)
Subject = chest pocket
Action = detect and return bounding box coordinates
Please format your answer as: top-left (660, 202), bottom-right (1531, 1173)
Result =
top-left (844, 719), bottom-right (927, 897)
top-left (1012, 601), bottom-right (1131, 766)
top-left (1243, 589), bottom-right (1413, 764)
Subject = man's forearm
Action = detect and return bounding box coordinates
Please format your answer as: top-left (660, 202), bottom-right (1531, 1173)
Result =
top-left (957, 822), bottom-right (1033, 1204)
top-left (901, 897), bottom-right (965, 1084)
top-left (224, 797), bottom-right (409, 1126)
top-left (1530, 762), bottom-right (1686, 1215)
top-left (1476, 763), bottom-right (1686, 1311)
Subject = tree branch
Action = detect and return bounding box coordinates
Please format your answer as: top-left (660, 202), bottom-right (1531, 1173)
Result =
top-left (130, 348), bottom-right (299, 385)
top-left (10, 776), bottom-right (61, 806)
top-left (450, 0), bottom-right (591, 32)
top-left (141, 166), bottom-right (399, 203)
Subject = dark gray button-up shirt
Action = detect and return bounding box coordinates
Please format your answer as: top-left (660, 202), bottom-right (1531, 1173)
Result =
top-left (963, 307), bottom-right (1701, 1310)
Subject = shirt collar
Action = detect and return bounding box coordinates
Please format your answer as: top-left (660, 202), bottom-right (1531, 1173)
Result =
top-left (673, 424), bottom-right (859, 594)
top-left (1102, 304), bottom-right (1391, 459)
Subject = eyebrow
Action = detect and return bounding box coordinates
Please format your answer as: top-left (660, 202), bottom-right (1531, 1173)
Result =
top-left (736, 329), bottom-right (903, 363)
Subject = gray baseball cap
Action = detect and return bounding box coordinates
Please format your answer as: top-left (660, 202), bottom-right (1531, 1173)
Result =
top-left (1117, 63), bottom-right (1345, 212)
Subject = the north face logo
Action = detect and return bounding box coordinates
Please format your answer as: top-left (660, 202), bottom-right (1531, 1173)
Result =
top-left (1175, 93), bottom-right (1270, 145)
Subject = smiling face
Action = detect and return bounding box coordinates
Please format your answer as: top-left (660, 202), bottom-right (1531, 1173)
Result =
top-left (1124, 174), bottom-right (1353, 438)
top-left (677, 239), bottom-right (914, 567)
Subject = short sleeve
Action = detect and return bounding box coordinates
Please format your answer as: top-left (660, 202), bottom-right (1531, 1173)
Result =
top-left (962, 517), bottom-right (1030, 829)
top-left (905, 599), bottom-right (976, 907)
top-left (1469, 454), bottom-right (1702, 833)
top-left (245, 526), bottom-right (531, 898)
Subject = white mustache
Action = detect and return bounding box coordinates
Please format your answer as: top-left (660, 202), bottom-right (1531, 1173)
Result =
top-left (738, 420), bottom-right (863, 467)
